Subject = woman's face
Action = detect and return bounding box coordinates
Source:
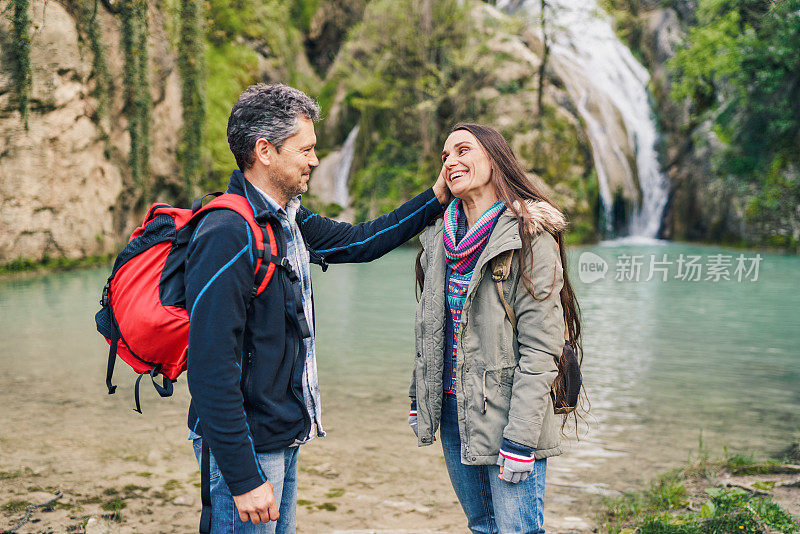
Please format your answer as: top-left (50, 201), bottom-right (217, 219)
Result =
top-left (441, 130), bottom-right (494, 200)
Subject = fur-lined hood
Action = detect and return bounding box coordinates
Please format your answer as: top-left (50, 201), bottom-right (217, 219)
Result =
top-left (420, 200), bottom-right (568, 248)
top-left (423, 198), bottom-right (568, 245)
top-left (507, 199), bottom-right (568, 236)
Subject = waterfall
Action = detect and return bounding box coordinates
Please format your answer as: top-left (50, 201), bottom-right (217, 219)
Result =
top-left (497, 0), bottom-right (669, 238)
top-left (333, 125), bottom-right (360, 208)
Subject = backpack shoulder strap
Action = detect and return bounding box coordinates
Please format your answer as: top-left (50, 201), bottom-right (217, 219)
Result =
top-left (194, 194), bottom-right (311, 338)
top-left (492, 248), bottom-right (572, 348)
top-left (491, 250), bottom-right (517, 334)
top-left (192, 194), bottom-right (278, 298)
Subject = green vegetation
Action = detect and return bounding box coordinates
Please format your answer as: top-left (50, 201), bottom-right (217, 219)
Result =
top-left (0, 467), bottom-right (37, 479)
top-left (203, 42), bottom-right (259, 191)
top-left (721, 452), bottom-right (800, 476)
top-left (605, 486), bottom-right (798, 534)
top-left (76, 0), bottom-right (114, 126)
top-left (10, 0), bottom-right (32, 128)
top-left (302, 196), bottom-right (345, 218)
top-left (121, 484), bottom-right (149, 494)
top-left (350, 138), bottom-right (428, 221)
top-left (599, 0), bottom-right (646, 64)
top-left (101, 497), bottom-right (126, 521)
top-left (327, 0), bottom-right (472, 220)
top-left (289, 0), bottom-right (319, 32)
top-left (668, 0), bottom-right (800, 251)
top-left (199, 0), bottom-right (320, 191)
top-left (0, 253), bottom-right (114, 275)
top-left (120, 0), bottom-right (152, 203)
top-left (599, 451), bottom-right (800, 534)
top-left (3, 499), bottom-right (30, 513)
top-left (163, 478), bottom-right (182, 491)
top-left (325, 487), bottom-right (345, 498)
top-left (178, 0), bottom-right (207, 200)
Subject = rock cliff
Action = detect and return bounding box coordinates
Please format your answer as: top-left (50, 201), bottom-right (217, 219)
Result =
top-left (637, 5), bottom-right (747, 242)
top-left (0, 0), bottom-right (181, 264)
top-left (632, 1), bottom-right (794, 245)
top-left (1, 0), bottom-right (601, 267)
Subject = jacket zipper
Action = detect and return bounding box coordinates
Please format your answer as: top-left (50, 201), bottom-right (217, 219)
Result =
top-left (459, 266), bottom-right (488, 460)
top-left (274, 218), bottom-right (313, 440)
top-left (460, 333), bottom-right (471, 458)
top-left (421, 232), bottom-right (437, 444)
top-left (291, 336), bottom-right (312, 439)
top-left (243, 351), bottom-right (254, 398)
top-left (423, 256), bottom-right (435, 443)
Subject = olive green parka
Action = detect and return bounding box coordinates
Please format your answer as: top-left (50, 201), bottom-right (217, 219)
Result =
top-left (410, 200), bottom-right (567, 464)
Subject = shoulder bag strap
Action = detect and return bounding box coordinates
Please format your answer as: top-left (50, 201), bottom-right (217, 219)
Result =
top-left (491, 249), bottom-right (570, 341)
top-left (491, 250), bottom-right (517, 335)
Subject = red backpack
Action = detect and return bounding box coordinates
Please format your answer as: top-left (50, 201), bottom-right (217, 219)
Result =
top-left (95, 193), bottom-right (278, 413)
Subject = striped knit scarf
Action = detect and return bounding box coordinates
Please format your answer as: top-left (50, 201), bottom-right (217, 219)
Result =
top-left (443, 199), bottom-right (506, 274)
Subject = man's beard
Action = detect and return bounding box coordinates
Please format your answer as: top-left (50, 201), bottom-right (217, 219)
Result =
top-left (269, 167), bottom-right (306, 200)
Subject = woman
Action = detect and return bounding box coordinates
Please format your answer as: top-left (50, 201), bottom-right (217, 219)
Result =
top-left (408, 123), bottom-right (581, 533)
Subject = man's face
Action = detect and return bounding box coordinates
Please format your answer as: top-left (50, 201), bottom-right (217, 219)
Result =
top-left (267, 117), bottom-right (319, 200)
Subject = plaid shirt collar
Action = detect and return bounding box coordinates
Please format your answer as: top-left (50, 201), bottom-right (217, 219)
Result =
top-left (248, 184), bottom-right (300, 222)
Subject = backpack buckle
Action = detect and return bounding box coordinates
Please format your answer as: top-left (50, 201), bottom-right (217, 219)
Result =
top-left (100, 282), bottom-right (110, 306)
top-left (275, 257), bottom-right (298, 280)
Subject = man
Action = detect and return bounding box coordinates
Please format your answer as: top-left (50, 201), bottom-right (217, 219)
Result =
top-left (185, 83), bottom-right (448, 533)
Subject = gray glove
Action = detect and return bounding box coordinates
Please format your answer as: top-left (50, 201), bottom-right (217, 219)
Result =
top-left (496, 439), bottom-right (535, 484)
top-left (409, 400), bottom-right (418, 437)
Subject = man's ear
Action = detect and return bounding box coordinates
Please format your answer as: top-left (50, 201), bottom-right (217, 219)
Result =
top-left (253, 138), bottom-right (274, 167)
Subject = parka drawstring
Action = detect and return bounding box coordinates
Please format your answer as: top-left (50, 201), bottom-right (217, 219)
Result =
top-left (481, 369), bottom-right (488, 414)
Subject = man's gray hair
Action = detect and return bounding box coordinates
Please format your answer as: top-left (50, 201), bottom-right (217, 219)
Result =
top-left (227, 83), bottom-right (321, 171)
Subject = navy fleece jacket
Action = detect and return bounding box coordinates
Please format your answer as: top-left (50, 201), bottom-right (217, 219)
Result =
top-left (185, 170), bottom-right (444, 495)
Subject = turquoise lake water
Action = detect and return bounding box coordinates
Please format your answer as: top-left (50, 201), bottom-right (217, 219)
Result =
top-left (1, 241), bottom-right (798, 502)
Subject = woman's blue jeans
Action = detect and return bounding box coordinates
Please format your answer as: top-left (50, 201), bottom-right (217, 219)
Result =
top-left (440, 393), bottom-right (547, 534)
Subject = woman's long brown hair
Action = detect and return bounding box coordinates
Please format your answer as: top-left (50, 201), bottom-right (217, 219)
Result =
top-left (415, 123), bottom-right (586, 426)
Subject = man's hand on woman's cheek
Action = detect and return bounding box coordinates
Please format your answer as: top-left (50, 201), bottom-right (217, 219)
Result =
top-left (433, 165), bottom-right (452, 206)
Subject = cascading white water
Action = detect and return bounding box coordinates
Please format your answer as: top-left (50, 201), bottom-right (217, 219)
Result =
top-left (497, 0), bottom-right (669, 238)
top-left (333, 125), bottom-right (360, 208)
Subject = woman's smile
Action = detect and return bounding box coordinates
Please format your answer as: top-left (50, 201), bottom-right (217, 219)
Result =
top-left (448, 169), bottom-right (469, 183)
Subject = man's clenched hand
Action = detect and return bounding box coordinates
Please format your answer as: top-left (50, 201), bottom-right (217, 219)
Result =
top-left (232, 481), bottom-right (279, 524)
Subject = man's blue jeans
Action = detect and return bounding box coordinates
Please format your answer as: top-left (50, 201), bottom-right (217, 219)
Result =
top-left (440, 393), bottom-right (547, 534)
top-left (192, 438), bottom-right (298, 533)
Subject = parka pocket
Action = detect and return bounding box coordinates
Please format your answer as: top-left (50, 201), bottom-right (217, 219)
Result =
top-left (478, 367), bottom-right (512, 415)
top-left (468, 366), bottom-right (515, 457)
top-left (500, 365), bottom-right (515, 389)
top-left (486, 366), bottom-right (515, 399)
top-left (475, 366), bottom-right (515, 415)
